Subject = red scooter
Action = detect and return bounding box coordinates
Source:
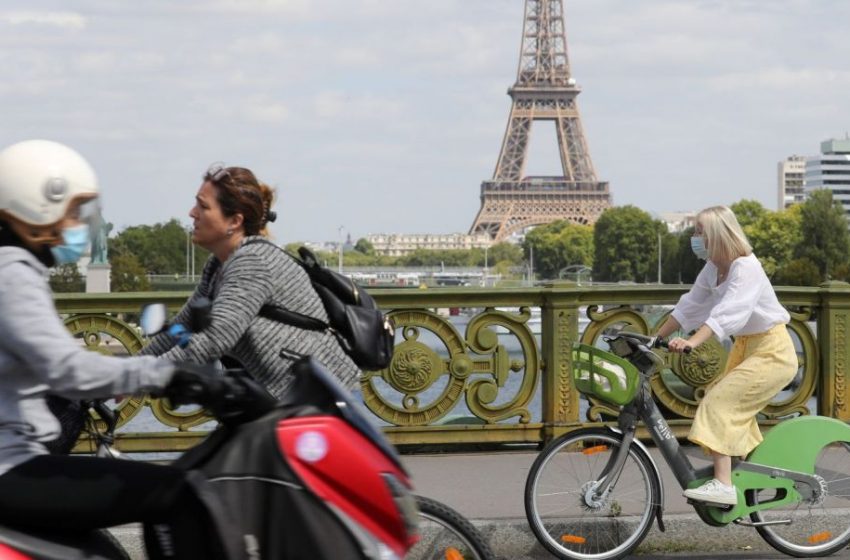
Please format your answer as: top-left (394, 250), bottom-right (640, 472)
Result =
top-left (0, 303), bottom-right (419, 559)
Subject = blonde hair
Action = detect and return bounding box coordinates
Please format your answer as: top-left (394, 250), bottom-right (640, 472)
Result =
top-left (697, 206), bottom-right (752, 263)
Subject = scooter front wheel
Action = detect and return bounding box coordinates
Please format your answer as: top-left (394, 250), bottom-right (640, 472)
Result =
top-left (749, 441), bottom-right (850, 557)
top-left (524, 428), bottom-right (661, 560)
top-left (406, 495), bottom-right (495, 560)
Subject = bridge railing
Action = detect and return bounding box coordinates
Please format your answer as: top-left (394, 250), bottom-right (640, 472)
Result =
top-left (55, 282), bottom-right (850, 453)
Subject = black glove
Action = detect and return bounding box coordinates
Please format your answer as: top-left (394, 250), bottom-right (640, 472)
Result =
top-left (163, 362), bottom-right (224, 408)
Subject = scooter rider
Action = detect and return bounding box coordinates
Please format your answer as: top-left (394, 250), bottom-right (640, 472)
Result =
top-left (0, 140), bottom-right (233, 559)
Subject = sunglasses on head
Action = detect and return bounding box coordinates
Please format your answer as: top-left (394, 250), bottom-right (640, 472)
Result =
top-left (206, 163), bottom-right (231, 183)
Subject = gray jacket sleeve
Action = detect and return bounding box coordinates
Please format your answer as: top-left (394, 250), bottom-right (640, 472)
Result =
top-left (140, 295), bottom-right (193, 357)
top-left (140, 256), bottom-right (221, 357)
top-left (156, 251), bottom-right (274, 364)
top-left (0, 261), bottom-right (174, 399)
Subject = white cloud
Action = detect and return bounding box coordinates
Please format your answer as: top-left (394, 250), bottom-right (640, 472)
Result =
top-left (74, 52), bottom-right (118, 73)
top-left (312, 91), bottom-right (405, 121)
top-left (1, 11), bottom-right (86, 29)
top-left (229, 32), bottom-right (289, 55)
top-left (708, 67), bottom-right (850, 92)
top-left (4, 0), bottom-right (850, 240)
top-left (334, 47), bottom-right (381, 68)
top-left (242, 99), bottom-right (290, 124)
top-left (207, 0), bottom-right (311, 17)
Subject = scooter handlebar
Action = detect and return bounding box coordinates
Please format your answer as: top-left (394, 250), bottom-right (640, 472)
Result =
top-left (164, 364), bottom-right (277, 423)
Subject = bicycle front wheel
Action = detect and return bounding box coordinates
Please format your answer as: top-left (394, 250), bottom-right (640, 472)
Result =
top-left (406, 495), bottom-right (495, 560)
top-left (525, 428), bottom-right (661, 560)
top-left (750, 441), bottom-right (850, 557)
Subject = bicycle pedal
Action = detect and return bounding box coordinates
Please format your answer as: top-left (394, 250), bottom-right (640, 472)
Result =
top-left (686, 498), bottom-right (734, 511)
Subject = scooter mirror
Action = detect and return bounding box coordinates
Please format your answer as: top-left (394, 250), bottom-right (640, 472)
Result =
top-left (140, 303), bottom-right (168, 336)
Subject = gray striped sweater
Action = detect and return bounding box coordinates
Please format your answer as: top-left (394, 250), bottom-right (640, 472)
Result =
top-left (141, 236), bottom-right (360, 398)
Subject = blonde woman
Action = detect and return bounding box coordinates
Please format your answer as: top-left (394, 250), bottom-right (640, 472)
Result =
top-left (655, 205), bottom-right (797, 506)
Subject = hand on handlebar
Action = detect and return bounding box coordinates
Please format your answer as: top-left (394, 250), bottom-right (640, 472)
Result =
top-left (162, 363), bottom-right (277, 424)
top-left (163, 362), bottom-right (225, 408)
top-left (666, 337), bottom-right (694, 354)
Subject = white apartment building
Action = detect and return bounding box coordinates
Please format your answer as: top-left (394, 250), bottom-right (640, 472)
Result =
top-left (659, 212), bottom-right (697, 233)
top-left (806, 138), bottom-right (850, 218)
top-left (367, 232), bottom-right (492, 257)
top-left (777, 155), bottom-right (806, 209)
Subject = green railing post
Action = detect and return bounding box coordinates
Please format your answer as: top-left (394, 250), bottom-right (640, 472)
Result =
top-left (818, 281), bottom-right (850, 420)
top-left (540, 289), bottom-right (581, 442)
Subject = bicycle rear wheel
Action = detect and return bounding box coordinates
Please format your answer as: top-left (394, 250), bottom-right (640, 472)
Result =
top-left (524, 428), bottom-right (661, 560)
top-left (407, 495), bottom-right (494, 560)
top-left (749, 441), bottom-right (850, 557)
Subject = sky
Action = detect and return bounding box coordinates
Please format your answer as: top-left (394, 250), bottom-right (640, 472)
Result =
top-left (2, 0), bottom-right (850, 243)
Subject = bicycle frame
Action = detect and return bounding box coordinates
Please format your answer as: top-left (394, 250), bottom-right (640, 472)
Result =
top-left (597, 334), bottom-right (850, 528)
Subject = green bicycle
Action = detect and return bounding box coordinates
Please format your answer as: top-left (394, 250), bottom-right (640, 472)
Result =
top-left (524, 327), bottom-right (850, 559)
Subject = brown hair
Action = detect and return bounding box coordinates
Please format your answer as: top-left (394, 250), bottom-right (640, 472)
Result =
top-left (203, 165), bottom-right (276, 237)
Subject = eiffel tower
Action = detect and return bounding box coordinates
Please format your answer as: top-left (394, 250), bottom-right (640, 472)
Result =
top-left (470, 0), bottom-right (611, 242)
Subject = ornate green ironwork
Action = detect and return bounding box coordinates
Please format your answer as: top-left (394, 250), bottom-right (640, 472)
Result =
top-left (63, 311), bottom-right (211, 440)
top-left (361, 307), bottom-right (539, 425)
top-left (49, 283), bottom-right (846, 452)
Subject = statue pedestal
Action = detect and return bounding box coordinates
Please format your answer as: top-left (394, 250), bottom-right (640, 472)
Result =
top-left (86, 264), bottom-right (111, 293)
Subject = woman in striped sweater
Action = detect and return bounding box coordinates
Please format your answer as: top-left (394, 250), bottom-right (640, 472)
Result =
top-left (141, 165), bottom-right (360, 398)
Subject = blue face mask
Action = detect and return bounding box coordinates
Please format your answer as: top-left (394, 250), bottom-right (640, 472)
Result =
top-left (51, 224), bottom-right (90, 265)
top-left (690, 235), bottom-right (708, 260)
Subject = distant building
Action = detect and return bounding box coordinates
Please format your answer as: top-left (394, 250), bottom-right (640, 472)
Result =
top-left (659, 212), bottom-right (697, 233)
top-left (367, 232), bottom-right (492, 257)
top-left (805, 138), bottom-right (850, 219)
top-left (777, 155), bottom-right (807, 209)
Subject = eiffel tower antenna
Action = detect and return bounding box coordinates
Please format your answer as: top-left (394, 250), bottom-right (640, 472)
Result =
top-left (470, 0), bottom-right (611, 242)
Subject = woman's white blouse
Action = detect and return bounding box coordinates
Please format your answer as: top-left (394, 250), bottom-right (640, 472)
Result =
top-left (670, 254), bottom-right (789, 340)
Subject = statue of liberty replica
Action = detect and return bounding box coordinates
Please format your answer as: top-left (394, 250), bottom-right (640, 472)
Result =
top-left (85, 210), bottom-right (112, 292)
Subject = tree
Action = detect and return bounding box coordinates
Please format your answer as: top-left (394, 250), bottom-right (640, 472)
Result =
top-left (49, 263), bottom-right (84, 293)
top-left (775, 257), bottom-right (821, 287)
top-left (729, 199), bottom-right (767, 230)
top-left (659, 230), bottom-right (682, 284)
top-left (109, 219), bottom-right (208, 275)
top-left (593, 206), bottom-right (664, 283)
top-left (796, 189), bottom-right (850, 280)
top-left (523, 221), bottom-right (593, 279)
top-left (353, 238), bottom-right (375, 256)
top-left (486, 242), bottom-right (524, 267)
top-left (110, 253), bottom-right (151, 292)
top-left (745, 205), bottom-right (802, 279)
top-left (399, 249), bottom-right (477, 267)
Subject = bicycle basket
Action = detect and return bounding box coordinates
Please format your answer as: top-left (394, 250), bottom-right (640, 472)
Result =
top-left (572, 344), bottom-right (639, 406)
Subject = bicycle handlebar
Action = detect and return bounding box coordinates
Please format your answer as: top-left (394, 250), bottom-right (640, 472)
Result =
top-left (602, 328), bottom-right (692, 354)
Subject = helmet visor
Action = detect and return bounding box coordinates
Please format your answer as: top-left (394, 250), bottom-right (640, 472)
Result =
top-left (66, 196), bottom-right (102, 231)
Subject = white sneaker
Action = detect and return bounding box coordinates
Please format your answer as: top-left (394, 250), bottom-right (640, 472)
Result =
top-left (683, 479), bottom-right (738, 505)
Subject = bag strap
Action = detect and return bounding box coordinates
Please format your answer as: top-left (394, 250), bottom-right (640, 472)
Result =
top-left (258, 304), bottom-right (327, 332)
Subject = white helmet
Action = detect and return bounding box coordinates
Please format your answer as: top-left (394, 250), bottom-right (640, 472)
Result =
top-left (0, 140), bottom-right (99, 232)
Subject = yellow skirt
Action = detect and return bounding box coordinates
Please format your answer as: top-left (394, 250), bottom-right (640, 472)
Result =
top-left (687, 323), bottom-right (798, 457)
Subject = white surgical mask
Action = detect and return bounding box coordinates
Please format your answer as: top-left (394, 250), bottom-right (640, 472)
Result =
top-left (690, 235), bottom-right (708, 260)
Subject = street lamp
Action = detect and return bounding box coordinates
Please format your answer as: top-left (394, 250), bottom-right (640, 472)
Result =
top-left (657, 232), bottom-right (662, 284)
top-left (185, 225), bottom-right (196, 279)
top-left (338, 226), bottom-right (344, 274)
top-left (185, 226), bottom-right (190, 278)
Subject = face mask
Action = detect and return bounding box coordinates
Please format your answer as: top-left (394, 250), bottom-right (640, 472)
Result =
top-left (51, 224), bottom-right (90, 265)
top-left (690, 235), bottom-right (708, 260)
